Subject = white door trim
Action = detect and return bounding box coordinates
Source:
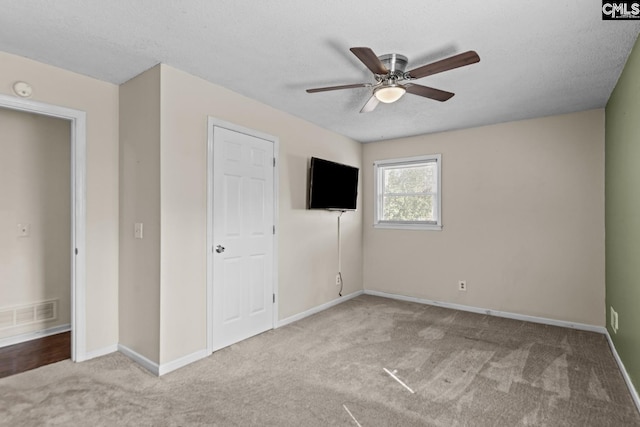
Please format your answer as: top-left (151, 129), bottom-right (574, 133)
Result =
top-left (0, 93), bottom-right (87, 362)
top-left (206, 117), bottom-right (279, 354)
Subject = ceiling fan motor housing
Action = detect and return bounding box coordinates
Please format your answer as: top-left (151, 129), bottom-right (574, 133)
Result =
top-left (378, 53), bottom-right (408, 78)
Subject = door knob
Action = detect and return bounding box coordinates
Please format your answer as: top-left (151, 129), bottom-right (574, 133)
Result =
top-left (215, 245), bottom-right (225, 253)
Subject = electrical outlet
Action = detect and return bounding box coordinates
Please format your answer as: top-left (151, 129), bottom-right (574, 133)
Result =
top-left (458, 280), bottom-right (467, 292)
top-left (335, 274), bottom-right (342, 286)
top-left (610, 306), bottom-right (619, 333)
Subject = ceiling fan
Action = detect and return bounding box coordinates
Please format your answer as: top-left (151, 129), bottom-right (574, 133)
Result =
top-left (306, 47), bottom-right (480, 113)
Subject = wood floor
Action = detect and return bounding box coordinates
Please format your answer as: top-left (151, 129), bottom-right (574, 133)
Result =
top-left (0, 332), bottom-right (70, 379)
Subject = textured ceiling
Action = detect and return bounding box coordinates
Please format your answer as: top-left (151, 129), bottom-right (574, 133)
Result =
top-left (1, 1), bottom-right (639, 142)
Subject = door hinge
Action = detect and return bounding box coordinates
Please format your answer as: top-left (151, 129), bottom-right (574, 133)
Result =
top-left (273, 157), bottom-right (276, 167)
top-left (272, 225), bottom-right (275, 235)
top-left (75, 248), bottom-right (78, 255)
top-left (273, 293), bottom-right (275, 303)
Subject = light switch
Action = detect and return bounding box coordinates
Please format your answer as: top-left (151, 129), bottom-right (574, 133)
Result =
top-left (134, 222), bottom-right (144, 239)
top-left (17, 223), bottom-right (31, 237)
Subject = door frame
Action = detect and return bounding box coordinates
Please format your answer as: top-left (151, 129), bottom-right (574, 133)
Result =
top-left (206, 117), bottom-right (279, 354)
top-left (0, 93), bottom-right (87, 362)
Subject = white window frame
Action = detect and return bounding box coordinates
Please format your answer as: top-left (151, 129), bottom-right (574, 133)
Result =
top-left (373, 154), bottom-right (442, 231)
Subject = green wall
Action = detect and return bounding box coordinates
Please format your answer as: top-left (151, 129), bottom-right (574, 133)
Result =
top-left (606, 33), bottom-right (640, 395)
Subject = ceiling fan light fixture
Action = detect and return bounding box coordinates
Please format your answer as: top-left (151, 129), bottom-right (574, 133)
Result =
top-left (374, 85), bottom-right (406, 103)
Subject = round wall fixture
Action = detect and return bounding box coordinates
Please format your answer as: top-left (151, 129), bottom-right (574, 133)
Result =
top-left (13, 81), bottom-right (33, 98)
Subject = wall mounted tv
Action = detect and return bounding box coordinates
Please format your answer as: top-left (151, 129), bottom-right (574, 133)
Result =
top-left (308, 157), bottom-right (359, 211)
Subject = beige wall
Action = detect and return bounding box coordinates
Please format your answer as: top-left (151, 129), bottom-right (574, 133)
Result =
top-left (119, 66), bottom-right (161, 362)
top-left (158, 65), bottom-right (363, 363)
top-left (0, 51), bottom-right (607, 370)
top-left (0, 52), bottom-right (119, 352)
top-left (362, 110), bottom-right (605, 326)
top-left (0, 108), bottom-right (70, 338)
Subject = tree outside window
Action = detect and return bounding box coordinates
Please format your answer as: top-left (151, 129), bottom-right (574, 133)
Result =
top-left (374, 154), bottom-right (442, 230)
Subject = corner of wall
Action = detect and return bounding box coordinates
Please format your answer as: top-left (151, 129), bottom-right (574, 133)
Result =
top-left (605, 32), bottom-right (640, 399)
top-left (118, 66), bottom-right (163, 364)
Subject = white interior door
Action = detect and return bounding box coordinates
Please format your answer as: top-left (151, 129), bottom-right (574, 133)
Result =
top-left (212, 126), bottom-right (274, 352)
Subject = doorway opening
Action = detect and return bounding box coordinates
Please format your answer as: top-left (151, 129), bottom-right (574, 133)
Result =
top-left (0, 93), bottom-right (86, 367)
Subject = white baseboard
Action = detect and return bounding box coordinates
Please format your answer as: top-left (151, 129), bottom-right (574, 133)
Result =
top-left (117, 344), bottom-right (159, 376)
top-left (605, 332), bottom-right (640, 413)
top-left (364, 290), bottom-right (606, 334)
top-left (117, 344), bottom-right (209, 377)
top-left (158, 349), bottom-right (209, 376)
top-left (83, 344), bottom-right (118, 361)
top-left (0, 323), bottom-right (71, 348)
top-left (276, 290), bottom-right (364, 328)
top-left (117, 290), bottom-right (365, 376)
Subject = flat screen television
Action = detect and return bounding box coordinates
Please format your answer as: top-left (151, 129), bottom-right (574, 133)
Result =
top-left (308, 157), bottom-right (359, 211)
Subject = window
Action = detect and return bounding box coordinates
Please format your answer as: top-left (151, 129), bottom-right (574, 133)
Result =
top-left (373, 154), bottom-right (442, 230)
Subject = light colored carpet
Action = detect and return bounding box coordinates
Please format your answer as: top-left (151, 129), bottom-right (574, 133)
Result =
top-left (1, 295), bottom-right (638, 426)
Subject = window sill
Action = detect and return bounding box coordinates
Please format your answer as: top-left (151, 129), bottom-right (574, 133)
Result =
top-left (373, 223), bottom-right (443, 231)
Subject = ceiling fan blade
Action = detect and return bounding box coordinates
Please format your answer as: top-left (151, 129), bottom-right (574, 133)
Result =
top-left (406, 51), bottom-right (480, 79)
top-left (405, 84), bottom-right (455, 102)
top-left (306, 83), bottom-right (372, 93)
top-left (350, 47), bottom-right (389, 75)
top-left (360, 95), bottom-right (380, 113)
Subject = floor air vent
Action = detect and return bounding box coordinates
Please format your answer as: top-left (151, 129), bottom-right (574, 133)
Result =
top-left (35, 302), bottom-right (56, 321)
top-left (0, 310), bottom-right (13, 329)
top-left (0, 299), bottom-right (58, 330)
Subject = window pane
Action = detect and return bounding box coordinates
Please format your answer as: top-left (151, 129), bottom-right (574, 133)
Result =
top-left (383, 163), bottom-right (436, 194)
top-left (374, 155), bottom-right (441, 229)
top-left (382, 195), bottom-right (434, 222)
